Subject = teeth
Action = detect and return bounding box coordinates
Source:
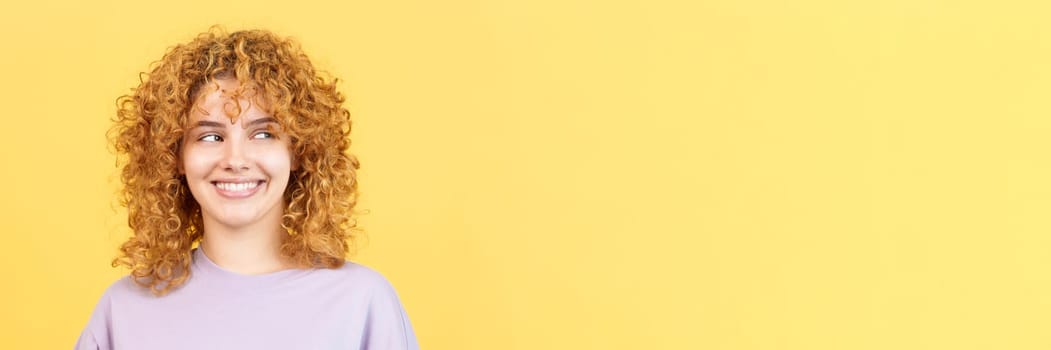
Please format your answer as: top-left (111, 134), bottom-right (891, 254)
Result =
top-left (215, 181), bottom-right (259, 192)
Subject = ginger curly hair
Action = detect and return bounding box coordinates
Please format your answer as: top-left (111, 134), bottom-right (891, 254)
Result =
top-left (110, 27), bottom-right (361, 296)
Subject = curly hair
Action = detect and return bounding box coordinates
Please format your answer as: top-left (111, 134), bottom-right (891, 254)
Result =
top-left (110, 27), bottom-right (361, 296)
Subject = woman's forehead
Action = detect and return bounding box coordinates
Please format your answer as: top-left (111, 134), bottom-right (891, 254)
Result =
top-left (195, 77), bottom-right (266, 103)
top-left (189, 78), bottom-right (272, 124)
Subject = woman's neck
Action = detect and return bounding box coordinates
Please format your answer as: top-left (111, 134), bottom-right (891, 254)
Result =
top-left (198, 217), bottom-right (294, 275)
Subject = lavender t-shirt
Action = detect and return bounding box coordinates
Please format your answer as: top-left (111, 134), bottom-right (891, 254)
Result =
top-left (75, 248), bottom-right (418, 350)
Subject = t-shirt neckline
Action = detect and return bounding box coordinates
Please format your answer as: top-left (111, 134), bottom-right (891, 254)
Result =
top-left (192, 247), bottom-right (306, 287)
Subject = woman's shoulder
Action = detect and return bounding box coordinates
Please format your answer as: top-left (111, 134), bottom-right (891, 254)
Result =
top-left (310, 260), bottom-right (401, 291)
top-left (78, 275), bottom-right (152, 348)
top-left (96, 275), bottom-right (152, 301)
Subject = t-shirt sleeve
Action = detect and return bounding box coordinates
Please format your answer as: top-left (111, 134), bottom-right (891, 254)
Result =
top-left (74, 328), bottom-right (100, 350)
top-left (360, 276), bottom-right (419, 350)
top-left (74, 288), bottom-right (113, 350)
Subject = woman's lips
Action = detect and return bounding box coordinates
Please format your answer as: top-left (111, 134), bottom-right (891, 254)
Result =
top-left (212, 180), bottom-right (265, 198)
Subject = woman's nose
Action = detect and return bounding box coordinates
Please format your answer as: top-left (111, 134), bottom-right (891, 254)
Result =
top-left (220, 138), bottom-right (250, 171)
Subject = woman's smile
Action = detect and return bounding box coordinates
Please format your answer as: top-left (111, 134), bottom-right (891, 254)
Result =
top-left (212, 180), bottom-right (266, 198)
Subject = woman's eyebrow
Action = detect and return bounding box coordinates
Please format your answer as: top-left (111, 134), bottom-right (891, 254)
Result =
top-left (190, 120), bottom-right (225, 129)
top-left (247, 117), bottom-right (278, 126)
top-left (189, 117), bottom-right (278, 129)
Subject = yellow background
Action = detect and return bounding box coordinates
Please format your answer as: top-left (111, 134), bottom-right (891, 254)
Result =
top-left (1, 0), bottom-right (1050, 349)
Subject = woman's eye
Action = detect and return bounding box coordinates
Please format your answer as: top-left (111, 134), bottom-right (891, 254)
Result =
top-left (253, 131), bottom-right (275, 139)
top-left (199, 134), bottom-right (222, 142)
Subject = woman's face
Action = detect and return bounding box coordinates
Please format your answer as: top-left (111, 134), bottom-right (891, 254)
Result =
top-left (180, 78), bottom-right (294, 232)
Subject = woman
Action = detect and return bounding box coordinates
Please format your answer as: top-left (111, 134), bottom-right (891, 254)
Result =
top-left (76, 28), bottom-right (418, 350)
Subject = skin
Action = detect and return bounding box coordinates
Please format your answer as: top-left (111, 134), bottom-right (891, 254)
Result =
top-left (179, 77), bottom-right (297, 275)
